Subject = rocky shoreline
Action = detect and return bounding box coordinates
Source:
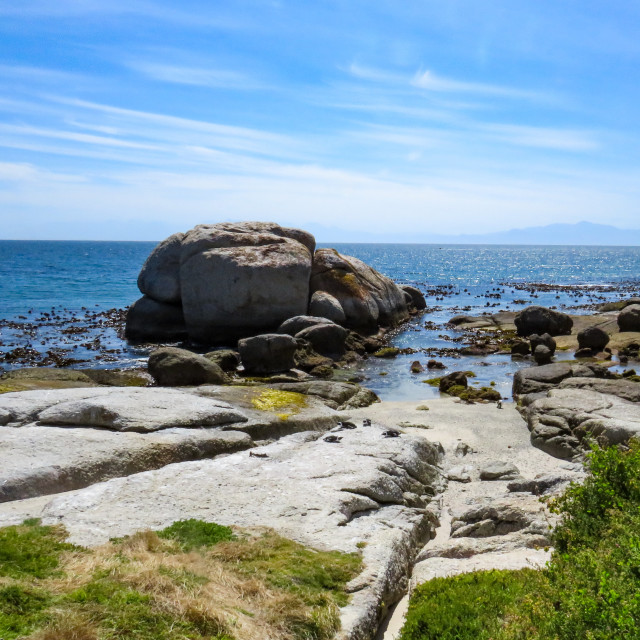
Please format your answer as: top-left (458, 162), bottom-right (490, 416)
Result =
top-left (1, 223), bottom-right (640, 638)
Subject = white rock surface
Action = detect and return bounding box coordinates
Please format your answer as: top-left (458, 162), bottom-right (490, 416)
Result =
top-left (0, 426), bottom-right (251, 502)
top-left (38, 425), bottom-right (442, 640)
top-left (37, 387), bottom-right (247, 432)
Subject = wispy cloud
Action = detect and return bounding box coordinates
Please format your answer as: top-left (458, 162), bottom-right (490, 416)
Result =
top-left (412, 69), bottom-right (547, 101)
top-left (125, 61), bottom-right (265, 90)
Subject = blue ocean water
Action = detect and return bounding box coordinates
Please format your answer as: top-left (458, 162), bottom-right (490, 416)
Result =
top-left (1, 240), bottom-right (639, 400)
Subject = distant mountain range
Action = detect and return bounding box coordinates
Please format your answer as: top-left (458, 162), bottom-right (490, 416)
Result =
top-left (311, 221), bottom-right (640, 245)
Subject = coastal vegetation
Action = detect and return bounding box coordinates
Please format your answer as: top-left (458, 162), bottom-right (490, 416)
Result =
top-left (400, 441), bottom-right (640, 639)
top-left (0, 519), bottom-right (361, 640)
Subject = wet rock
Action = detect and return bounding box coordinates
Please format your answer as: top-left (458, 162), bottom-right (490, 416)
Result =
top-left (618, 304), bottom-right (640, 332)
top-left (308, 291), bottom-right (346, 325)
top-left (529, 333), bottom-right (556, 355)
top-left (427, 359), bottom-right (445, 369)
top-left (401, 285), bottom-right (427, 310)
top-left (204, 349), bottom-right (240, 372)
top-left (510, 340), bottom-right (530, 356)
top-left (148, 347), bottom-right (228, 386)
top-left (533, 344), bottom-right (553, 365)
top-left (278, 315), bottom-right (335, 336)
top-left (125, 296), bottom-right (187, 342)
top-left (479, 461), bottom-right (520, 480)
top-left (515, 306), bottom-right (573, 337)
top-left (238, 333), bottom-right (298, 374)
top-left (577, 326), bottom-right (610, 351)
top-left (439, 371), bottom-right (468, 393)
top-left (410, 361), bottom-right (424, 373)
top-left (295, 323), bottom-right (349, 359)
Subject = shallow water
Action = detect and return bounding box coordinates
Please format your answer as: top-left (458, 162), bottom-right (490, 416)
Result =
top-left (1, 240), bottom-right (639, 400)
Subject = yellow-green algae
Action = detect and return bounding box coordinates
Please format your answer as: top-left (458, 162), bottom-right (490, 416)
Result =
top-left (250, 389), bottom-right (308, 421)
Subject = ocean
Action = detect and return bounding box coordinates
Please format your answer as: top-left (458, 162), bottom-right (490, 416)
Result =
top-left (1, 240), bottom-right (639, 400)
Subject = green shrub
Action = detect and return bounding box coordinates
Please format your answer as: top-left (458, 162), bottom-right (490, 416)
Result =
top-left (400, 441), bottom-right (640, 639)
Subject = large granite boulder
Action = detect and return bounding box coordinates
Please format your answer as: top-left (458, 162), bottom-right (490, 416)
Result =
top-left (618, 304), bottom-right (640, 332)
top-left (439, 371), bottom-right (468, 393)
top-left (125, 296), bottom-right (187, 342)
top-left (238, 333), bottom-right (298, 374)
top-left (514, 306), bottom-right (573, 337)
top-left (180, 222), bottom-right (313, 342)
top-left (137, 232), bottom-right (184, 304)
top-left (308, 291), bottom-right (347, 324)
top-left (148, 347), bottom-right (228, 386)
top-left (310, 249), bottom-right (409, 334)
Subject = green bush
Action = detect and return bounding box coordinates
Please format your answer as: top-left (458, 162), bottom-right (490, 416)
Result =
top-left (400, 441), bottom-right (640, 639)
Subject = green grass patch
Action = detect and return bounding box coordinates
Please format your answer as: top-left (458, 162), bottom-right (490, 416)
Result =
top-left (218, 530), bottom-right (361, 609)
top-left (0, 585), bottom-right (51, 639)
top-left (157, 519), bottom-right (235, 551)
top-left (0, 518), bottom-right (360, 640)
top-left (0, 518), bottom-right (77, 579)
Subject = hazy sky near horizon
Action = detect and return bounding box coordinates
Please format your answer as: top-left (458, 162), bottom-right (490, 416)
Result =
top-left (1, 1), bottom-right (640, 240)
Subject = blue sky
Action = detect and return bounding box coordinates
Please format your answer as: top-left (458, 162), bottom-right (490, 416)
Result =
top-left (1, 0), bottom-right (640, 240)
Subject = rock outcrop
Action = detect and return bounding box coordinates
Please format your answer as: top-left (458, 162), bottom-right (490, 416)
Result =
top-left (126, 222), bottom-right (412, 346)
top-left (36, 426), bottom-right (442, 640)
top-left (310, 249), bottom-right (409, 334)
top-left (521, 387), bottom-right (640, 459)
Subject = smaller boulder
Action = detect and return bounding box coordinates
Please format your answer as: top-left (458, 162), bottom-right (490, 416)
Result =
top-left (577, 326), bottom-right (609, 351)
top-left (533, 345), bottom-right (553, 365)
top-left (401, 285), bottom-right (427, 310)
top-left (510, 340), bottom-right (530, 356)
top-left (529, 333), bottom-right (556, 355)
top-left (204, 349), bottom-right (240, 372)
top-left (515, 306), bottom-right (573, 337)
top-left (308, 291), bottom-right (346, 325)
top-left (410, 361), bottom-right (424, 373)
top-left (439, 371), bottom-right (468, 393)
top-left (296, 323), bottom-right (349, 359)
top-left (278, 316), bottom-right (334, 336)
top-left (125, 296), bottom-right (187, 342)
top-left (427, 359), bottom-right (445, 369)
top-left (148, 347), bottom-right (228, 386)
top-left (479, 461), bottom-right (520, 481)
top-left (238, 334), bottom-right (298, 374)
top-left (618, 304), bottom-right (640, 332)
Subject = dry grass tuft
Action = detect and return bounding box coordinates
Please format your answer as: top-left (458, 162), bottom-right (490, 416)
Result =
top-left (2, 521), bottom-right (361, 640)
